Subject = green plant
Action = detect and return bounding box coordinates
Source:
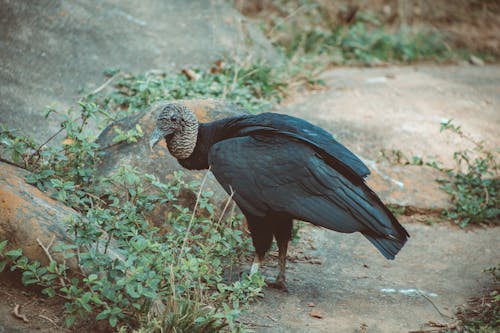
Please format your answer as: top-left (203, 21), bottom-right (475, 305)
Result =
top-left (1, 58), bottom-right (300, 330)
top-left (434, 120), bottom-right (499, 227)
top-left (252, 1), bottom-right (465, 66)
top-left (0, 167), bottom-right (263, 330)
top-left (91, 61), bottom-right (289, 117)
top-left (378, 121), bottom-right (498, 227)
top-left (447, 266), bottom-right (499, 332)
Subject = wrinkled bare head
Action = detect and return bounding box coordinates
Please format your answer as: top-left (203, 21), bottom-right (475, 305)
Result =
top-left (149, 103), bottom-right (199, 159)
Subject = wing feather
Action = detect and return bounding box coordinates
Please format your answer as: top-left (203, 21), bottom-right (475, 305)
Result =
top-left (209, 135), bottom-right (407, 247)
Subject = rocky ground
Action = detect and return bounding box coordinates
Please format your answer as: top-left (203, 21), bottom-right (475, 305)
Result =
top-left (2, 64), bottom-right (497, 333)
top-left (1, 1), bottom-right (499, 332)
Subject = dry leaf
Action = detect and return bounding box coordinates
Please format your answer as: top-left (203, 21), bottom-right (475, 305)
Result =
top-left (210, 60), bottom-right (225, 74)
top-left (181, 69), bottom-right (200, 81)
top-left (309, 309), bottom-right (323, 319)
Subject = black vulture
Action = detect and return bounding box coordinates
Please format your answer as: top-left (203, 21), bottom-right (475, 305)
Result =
top-left (150, 102), bottom-right (409, 290)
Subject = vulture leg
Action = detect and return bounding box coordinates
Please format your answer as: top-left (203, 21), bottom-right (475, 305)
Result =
top-left (246, 213), bottom-right (273, 275)
top-left (250, 255), bottom-right (261, 275)
top-left (267, 219), bottom-right (293, 292)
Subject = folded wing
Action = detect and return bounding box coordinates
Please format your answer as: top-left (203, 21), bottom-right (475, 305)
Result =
top-left (209, 134), bottom-right (408, 259)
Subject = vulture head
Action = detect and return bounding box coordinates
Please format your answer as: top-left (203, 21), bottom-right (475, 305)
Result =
top-left (149, 103), bottom-right (198, 159)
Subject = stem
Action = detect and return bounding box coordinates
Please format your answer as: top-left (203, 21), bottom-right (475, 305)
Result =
top-left (216, 185), bottom-right (234, 231)
top-left (0, 157), bottom-right (25, 169)
top-left (104, 230), bottom-right (113, 255)
top-left (28, 127), bottom-right (65, 165)
top-left (177, 168), bottom-right (211, 263)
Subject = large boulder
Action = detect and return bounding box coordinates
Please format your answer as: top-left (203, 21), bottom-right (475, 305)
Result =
top-left (0, 0), bottom-right (278, 143)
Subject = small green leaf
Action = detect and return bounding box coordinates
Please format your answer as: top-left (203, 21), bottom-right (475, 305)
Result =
top-left (42, 287), bottom-right (56, 297)
top-left (96, 309), bottom-right (110, 321)
top-left (87, 274), bottom-right (98, 282)
top-left (0, 240), bottom-right (8, 253)
top-left (109, 315), bottom-right (118, 328)
top-left (5, 248), bottom-right (22, 259)
top-left (65, 315), bottom-right (76, 327)
top-left (126, 284), bottom-right (140, 298)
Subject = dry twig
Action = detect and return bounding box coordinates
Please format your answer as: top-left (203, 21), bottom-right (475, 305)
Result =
top-left (36, 236), bottom-right (55, 263)
top-left (13, 304), bottom-right (29, 322)
top-left (36, 237), bottom-right (66, 287)
top-left (38, 314), bottom-right (61, 328)
top-left (417, 290), bottom-right (453, 319)
top-left (177, 168), bottom-right (211, 262)
top-left (90, 71), bottom-right (122, 95)
top-left (216, 185), bottom-right (235, 230)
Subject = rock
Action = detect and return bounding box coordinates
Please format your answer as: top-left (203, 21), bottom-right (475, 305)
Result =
top-left (0, 0), bottom-right (279, 144)
top-left (309, 309), bottom-right (324, 319)
top-left (469, 55), bottom-right (485, 66)
top-left (0, 163), bottom-right (76, 266)
top-left (0, 162), bottom-right (122, 271)
top-left (96, 99), bottom-right (249, 225)
top-left (364, 160), bottom-right (450, 210)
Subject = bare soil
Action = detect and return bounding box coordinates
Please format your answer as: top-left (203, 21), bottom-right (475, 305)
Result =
top-left (242, 218), bottom-right (498, 333)
top-left (0, 274), bottom-right (67, 333)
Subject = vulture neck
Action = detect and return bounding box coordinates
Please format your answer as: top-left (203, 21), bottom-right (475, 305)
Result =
top-left (168, 121), bottom-right (199, 160)
top-left (176, 117), bottom-right (234, 170)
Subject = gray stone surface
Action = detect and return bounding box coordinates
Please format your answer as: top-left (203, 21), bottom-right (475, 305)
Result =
top-left (0, 0), bottom-right (277, 143)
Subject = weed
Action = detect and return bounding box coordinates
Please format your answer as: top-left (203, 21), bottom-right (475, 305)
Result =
top-left (379, 120), bottom-right (499, 227)
top-left (386, 204), bottom-right (407, 217)
top-left (0, 166), bottom-right (263, 330)
top-left (250, 1), bottom-right (465, 66)
top-left (450, 266), bottom-right (499, 332)
top-left (91, 61), bottom-right (289, 116)
top-left (434, 120), bottom-right (499, 227)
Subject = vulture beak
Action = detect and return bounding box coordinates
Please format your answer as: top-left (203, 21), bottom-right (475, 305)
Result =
top-left (149, 127), bottom-right (166, 150)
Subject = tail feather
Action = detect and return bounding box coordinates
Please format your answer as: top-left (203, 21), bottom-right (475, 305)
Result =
top-left (357, 184), bottom-right (409, 259)
top-left (363, 233), bottom-right (407, 259)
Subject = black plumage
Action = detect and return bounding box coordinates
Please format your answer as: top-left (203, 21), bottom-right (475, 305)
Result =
top-left (150, 103), bottom-right (409, 290)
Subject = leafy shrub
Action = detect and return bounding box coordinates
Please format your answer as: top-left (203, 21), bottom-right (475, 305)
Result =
top-left (433, 120), bottom-right (499, 227)
top-left (93, 62), bottom-right (288, 117)
top-left (450, 266), bottom-right (499, 333)
top-left (0, 164), bottom-right (264, 330)
top-left (0, 60), bottom-right (295, 331)
top-left (252, 1), bottom-right (459, 65)
top-left (379, 120), bottom-right (499, 227)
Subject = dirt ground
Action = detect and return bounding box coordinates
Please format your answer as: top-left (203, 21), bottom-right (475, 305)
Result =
top-left (242, 218), bottom-right (498, 333)
top-left (0, 275), bottom-right (67, 332)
